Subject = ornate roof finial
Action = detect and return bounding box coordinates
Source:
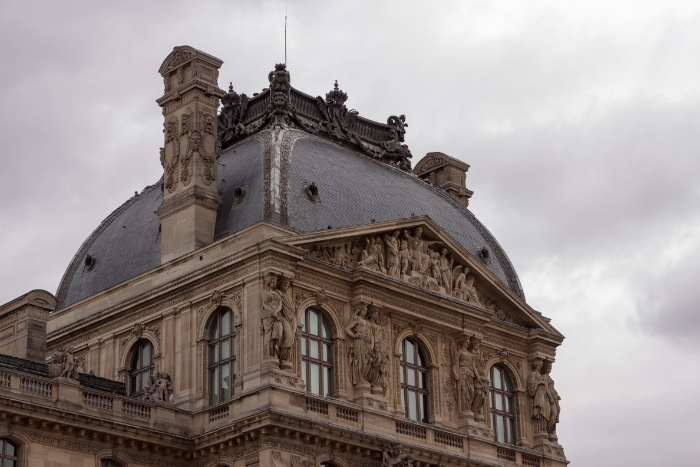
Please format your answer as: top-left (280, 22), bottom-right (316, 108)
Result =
top-left (325, 80), bottom-right (348, 106)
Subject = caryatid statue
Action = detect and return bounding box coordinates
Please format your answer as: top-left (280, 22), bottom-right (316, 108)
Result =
top-left (261, 273), bottom-right (297, 370)
top-left (542, 360), bottom-right (561, 440)
top-left (450, 336), bottom-right (486, 419)
top-left (345, 303), bottom-right (389, 394)
top-left (528, 359), bottom-right (550, 435)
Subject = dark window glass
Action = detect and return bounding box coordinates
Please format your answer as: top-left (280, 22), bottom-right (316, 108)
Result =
top-left (400, 338), bottom-right (430, 423)
top-left (101, 460), bottom-right (122, 467)
top-left (0, 439), bottom-right (18, 467)
top-left (490, 364), bottom-right (516, 445)
top-left (300, 307), bottom-right (334, 397)
top-left (129, 340), bottom-right (154, 398)
top-left (209, 308), bottom-right (237, 406)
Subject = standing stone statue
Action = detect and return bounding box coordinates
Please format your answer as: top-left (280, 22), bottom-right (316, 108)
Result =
top-left (528, 359), bottom-right (550, 435)
top-left (542, 360), bottom-right (561, 440)
top-left (261, 273), bottom-right (297, 370)
top-left (450, 337), bottom-right (482, 417)
top-left (48, 347), bottom-right (81, 380)
top-left (468, 337), bottom-right (488, 419)
top-left (345, 303), bottom-right (389, 394)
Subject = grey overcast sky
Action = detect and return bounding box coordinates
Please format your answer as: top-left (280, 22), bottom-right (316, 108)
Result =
top-left (1, 1), bottom-right (699, 465)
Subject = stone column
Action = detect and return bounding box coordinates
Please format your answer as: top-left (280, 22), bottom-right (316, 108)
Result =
top-left (427, 362), bottom-right (442, 424)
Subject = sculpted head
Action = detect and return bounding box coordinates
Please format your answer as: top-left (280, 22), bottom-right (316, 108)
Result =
top-left (441, 248), bottom-right (448, 256)
top-left (277, 276), bottom-right (292, 293)
top-left (414, 227), bottom-right (423, 237)
top-left (66, 346), bottom-right (74, 354)
top-left (531, 359), bottom-right (543, 371)
top-left (542, 360), bottom-right (552, 375)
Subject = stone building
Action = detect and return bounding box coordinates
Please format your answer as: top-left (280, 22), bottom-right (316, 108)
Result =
top-left (0, 46), bottom-right (567, 467)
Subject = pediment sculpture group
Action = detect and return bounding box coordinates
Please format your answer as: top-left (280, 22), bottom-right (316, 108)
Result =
top-left (308, 227), bottom-right (481, 304)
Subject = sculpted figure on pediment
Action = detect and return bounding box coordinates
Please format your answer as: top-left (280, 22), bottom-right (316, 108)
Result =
top-left (381, 444), bottom-right (414, 467)
top-left (262, 273), bottom-right (297, 370)
top-left (383, 231), bottom-right (401, 278)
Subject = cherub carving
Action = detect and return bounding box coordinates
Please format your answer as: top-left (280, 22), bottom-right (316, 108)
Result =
top-left (381, 444), bottom-right (414, 467)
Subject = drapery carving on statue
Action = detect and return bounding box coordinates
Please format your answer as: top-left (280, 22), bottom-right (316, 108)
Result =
top-left (528, 359), bottom-right (550, 435)
top-left (262, 273), bottom-right (297, 370)
top-left (161, 116), bottom-right (180, 193)
top-left (307, 227), bottom-right (486, 306)
top-left (381, 444), bottom-right (414, 467)
top-left (345, 303), bottom-right (390, 395)
top-left (542, 360), bottom-right (560, 440)
top-left (449, 336), bottom-right (488, 420)
top-left (179, 108), bottom-right (194, 185)
top-left (145, 371), bottom-right (173, 403)
top-left (48, 346), bottom-right (85, 379)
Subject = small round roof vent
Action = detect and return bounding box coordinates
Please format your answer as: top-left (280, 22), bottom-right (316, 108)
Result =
top-left (305, 182), bottom-right (320, 202)
top-left (480, 247), bottom-right (490, 261)
top-left (84, 254), bottom-right (96, 271)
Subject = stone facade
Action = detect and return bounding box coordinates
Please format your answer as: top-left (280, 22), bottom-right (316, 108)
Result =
top-left (0, 46), bottom-right (567, 467)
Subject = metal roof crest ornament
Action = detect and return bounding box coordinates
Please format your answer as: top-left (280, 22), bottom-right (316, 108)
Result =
top-left (217, 64), bottom-right (414, 171)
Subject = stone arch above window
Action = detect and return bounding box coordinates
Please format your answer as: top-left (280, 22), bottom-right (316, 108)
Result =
top-left (300, 307), bottom-right (334, 397)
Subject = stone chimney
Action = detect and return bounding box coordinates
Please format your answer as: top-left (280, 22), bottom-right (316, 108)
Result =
top-left (0, 290), bottom-right (55, 362)
top-left (414, 152), bottom-right (474, 207)
top-left (156, 46), bottom-right (226, 263)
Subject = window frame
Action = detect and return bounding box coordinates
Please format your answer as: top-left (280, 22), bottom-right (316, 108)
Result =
top-left (208, 307), bottom-right (237, 406)
top-left (100, 460), bottom-right (122, 467)
top-left (300, 307), bottom-right (334, 397)
top-left (489, 364), bottom-right (517, 445)
top-left (129, 339), bottom-right (155, 399)
top-left (0, 438), bottom-right (18, 467)
top-left (399, 337), bottom-right (430, 423)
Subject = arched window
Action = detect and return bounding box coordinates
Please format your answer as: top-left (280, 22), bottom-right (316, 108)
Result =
top-left (209, 307), bottom-right (236, 405)
top-left (399, 338), bottom-right (429, 423)
top-left (300, 307), bottom-right (333, 397)
top-left (129, 339), bottom-right (154, 398)
top-left (100, 460), bottom-right (122, 467)
top-left (0, 439), bottom-right (17, 467)
top-left (490, 364), bottom-right (516, 445)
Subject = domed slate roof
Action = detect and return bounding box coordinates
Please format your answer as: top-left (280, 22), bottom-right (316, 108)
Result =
top-left (56, 130), bottom-right (524, 310)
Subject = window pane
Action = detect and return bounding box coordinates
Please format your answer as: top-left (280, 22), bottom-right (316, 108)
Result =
top-left (401, 389), bottom-right (406, 410)
top-left (310, 364), bottom-right (320, 395)
top-left (407, 368), bottom-right (415, 387)
top-left (322, 316), bottom-right (331, 339)
top-left (504, 371), bottom-right (513, 392)
top-left (6, 461), bottom-right (16, 467)
top-left (221, 339), bottom-right (230, 360)
top-left (301, 311), bottom-right (306, 332)
top-left (420, 394), bottom-right (428, 423)
top-left (232, 358), bottom-right (237, 377)
top-left (221, 363), bottom-right (231, 401)
top-left (221, 310), bottom-right (231, 336)
top-left (310, 309), bottom-right (319, 336)
top-left (142, 342), bottom-right (151, 368)
top-left (495, 393), bottom-right (503, 411)
top-left (323, 344), bottom-right (332, 363)
top-left (131, 353), bottom-right (139, 371)
top-left (419, 371), bottom-right (427, 389)
top-left (507, 417), bottom-right (517, 444)
top-left (310, 340), bottom-right (320, 359)
top-left (325, 367), bottom-right (333, 397)
top-left (400, 367), bottom-right (404, 384)
top-left (210, 368), bottom-right (219, 405)
top-left (141, 373), bottom-right (148, 390)
top-left (232, 336), bottom-right (237, 356)
top-left (0, 439), bottom-right (4, 455)
top-left (493, 366), bottom-right (502, 389)
top-left (506, 395), bottom-right (513, 413)
top-left (496, 415), bottom-right (505, 443)
top-left (131, 376), bottom-right (137, 394)
top-left (210, 343), bottom-right (219, 364)
top-left (406, 340), bottom-right (414, 364)
top-left (301, 361), bottom-right (307, 386)
top-left (301, 337), bottom-right (307, 356)
top-left (417, 348), bottom-right (425, 367)
top-left (210, 318), bottom-right (219, 340)
top-left (409, 390), bottom-right (418, 421)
